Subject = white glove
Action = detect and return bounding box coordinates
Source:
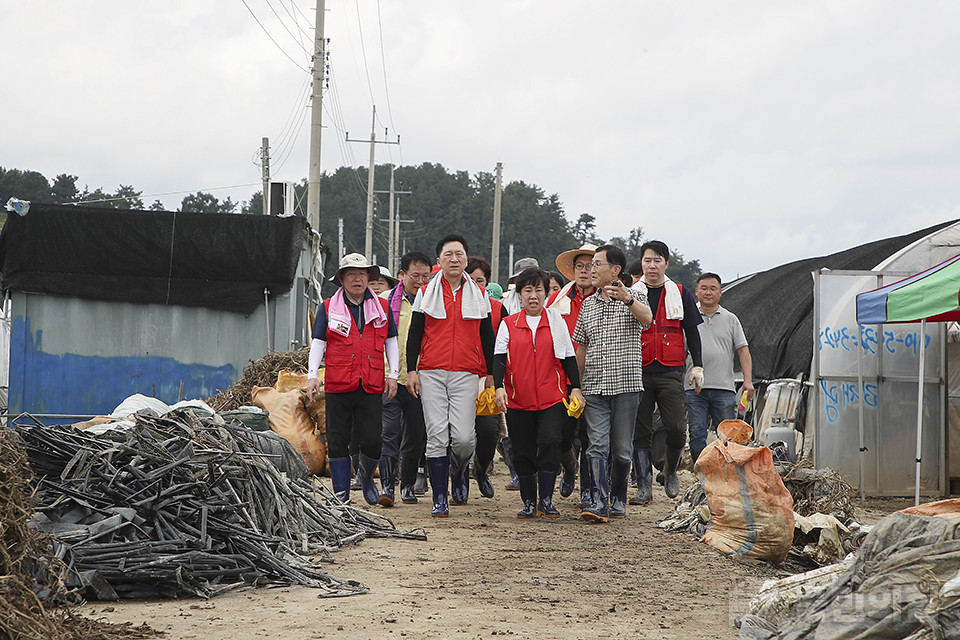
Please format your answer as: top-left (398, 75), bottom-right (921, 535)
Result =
top-left (688, 366), bottom-right (704, 393)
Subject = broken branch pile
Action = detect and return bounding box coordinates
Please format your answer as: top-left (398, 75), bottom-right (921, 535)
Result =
top-left (206, 348), bottom-right (309, 411)
top-left (20, 409), bottom-right (425, 600)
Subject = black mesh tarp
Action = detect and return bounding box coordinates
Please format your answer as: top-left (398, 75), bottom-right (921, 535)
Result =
top-left (0, 202), bottom-right (309, 314)
top-left (720, 220), bottom-right (958, 381)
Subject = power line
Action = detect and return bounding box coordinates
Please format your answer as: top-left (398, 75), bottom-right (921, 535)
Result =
top-left (353, 0), bottom-right (376, 104)
top-left (239, 0), bottom-right (310, 72)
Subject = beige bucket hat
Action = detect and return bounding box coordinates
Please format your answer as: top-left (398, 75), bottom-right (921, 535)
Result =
top-left (555, 243), bottom-right (598, 281)
top-left (330, 253), bottom-right (381, 284)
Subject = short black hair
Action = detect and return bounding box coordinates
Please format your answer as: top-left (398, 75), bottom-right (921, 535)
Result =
top-left (401, 250), bottom-right (432, 272)
top-left (697, 272), bottom-right (722, 286)
top-left (436, 233), bottom-right (469, 257)
top-left (628, 259), bottom-right (644, 277)
top-left (515, 266), bottom-right (550, 292)
top-left (547, 270), bottom-right (564, 286)
top-left (639, 240), bottom-right (669, 262)
top-left (466, 256), bottom-right (492, 281)
top-left (595, 244), bottom-right (626, 274)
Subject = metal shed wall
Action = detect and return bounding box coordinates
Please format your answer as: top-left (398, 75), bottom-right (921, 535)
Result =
top-left (7, 253), bottom-right (312, 416)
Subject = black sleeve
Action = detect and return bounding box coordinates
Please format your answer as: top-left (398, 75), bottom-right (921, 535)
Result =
top-left (680, 287), bottom-right (703, 367)
top-left (480, 315), bottom-right (495, 375)
top-left (685, 323), bottom-right (703, 368)
top-left (493, 353), bottom-right (507, 388)
top-left (562, 355), bottom-right (581, 388)
top-left (406, 312), bottom-right (425, 372)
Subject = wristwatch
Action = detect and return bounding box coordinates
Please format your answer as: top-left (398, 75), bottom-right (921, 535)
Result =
top-left (625, 297), bottom-right (635, 307)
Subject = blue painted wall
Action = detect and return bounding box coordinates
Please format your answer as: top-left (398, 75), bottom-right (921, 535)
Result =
top-left (8, 316), bottom-right (235, 416)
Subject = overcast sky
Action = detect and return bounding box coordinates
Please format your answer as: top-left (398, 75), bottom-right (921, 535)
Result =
top-left (5, 1), bottom-right (960, 282)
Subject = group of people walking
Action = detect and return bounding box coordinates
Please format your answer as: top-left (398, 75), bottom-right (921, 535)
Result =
top-left (306, 232), bottom-right (753, 523)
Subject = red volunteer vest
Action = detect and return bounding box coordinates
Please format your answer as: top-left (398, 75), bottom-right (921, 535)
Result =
top-left (418, 278), bottom-right (486, 376)
top-left (323, 296), bottom-right (390, 393)
top-left (641, 284), bottom-right (686, 367)
top-left (504, 312), bottom-right (567, 412)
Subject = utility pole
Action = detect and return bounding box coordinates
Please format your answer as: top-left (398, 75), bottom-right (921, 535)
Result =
top-left (508, 243), bottom-right (515, 285)
top-left (261, 138), bottom-right (270, 215)
top-left (491, 162), bottom-right (503, 283)
top-left (374, 166), bottom-right (411, 273)
top-left (338, 218), bottom-right (344, 260)
top-left (346, 106), bottom-right (400, 262)
top-left (306, 0), bottom-right (326, 231)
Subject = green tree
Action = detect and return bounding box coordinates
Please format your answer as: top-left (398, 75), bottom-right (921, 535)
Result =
top-left (180, 191), bottom-right (237, 214)
top-left (572, 213), bottom-right (602, 245)
top-left (608, 226), bottom-right (645, 265)
top-left (77, 184), bottom-right (144, 209)
top-left (665, 250), bottom-right (701, 291)
top-left (242, 191), bottom-right (265, 215)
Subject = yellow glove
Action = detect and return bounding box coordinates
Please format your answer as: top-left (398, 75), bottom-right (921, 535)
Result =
top-left (476, 386), bottom-right (501, 416)
top-left (562, 395), bottom-right (585, 418)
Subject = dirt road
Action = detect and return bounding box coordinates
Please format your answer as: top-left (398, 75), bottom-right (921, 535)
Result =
top-left (85, 466), bottom-right (794, 640)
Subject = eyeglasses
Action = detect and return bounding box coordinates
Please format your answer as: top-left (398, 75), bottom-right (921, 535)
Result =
top-left (406, 274), bottom-right (431, 282)
top-left (590, 261), bottom-right (611, 268)
top-left (574, 262), bottom-right (594, 271)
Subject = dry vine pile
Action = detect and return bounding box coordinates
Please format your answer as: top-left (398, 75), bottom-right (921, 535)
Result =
top-left (206, 348), bottom-right (309, 411)
top-left (0, 428), bottom-right (160, 640)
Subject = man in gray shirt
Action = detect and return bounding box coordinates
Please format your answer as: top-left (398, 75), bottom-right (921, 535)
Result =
top-left (684, 273), bottom-right (754, 463)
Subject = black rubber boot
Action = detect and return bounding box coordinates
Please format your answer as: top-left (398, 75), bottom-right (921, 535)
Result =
top-left (559, 448), bottom-right (578, 498)
top-left (581, 457), bottom-right (609, 523)
top-left (357, 453), bottom-right (381, 506)
top-left (517, 475), bottom-right (539, 519)
top-left (499, 438), bottom-right (520, 490)
top-left (537, 471), bottom-right (561, 517)
top-left (350, 453), bottom-right (361, 489)
top-left (664, 446), bottom-right (682, 499)
top-left (578, 448), bottom-right (591, 508)
top-left (609, 460), bottom-right (631, 518)
top-left (328, 457), bottom-right (351, 504)
top-left (426, 456), bottom-right (449, 517)
top-left (399, 457), bottom-right (418, 504)
top-left (473, 455), bottom-right (495, 498)
top-left (378, 456), bottom-right (397, 507)
top-left (628, 449), bottom-right (653, 505)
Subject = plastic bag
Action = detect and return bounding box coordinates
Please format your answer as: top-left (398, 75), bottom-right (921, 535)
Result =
top-left (696, 420), bottom-right (794, 564)
top-left (476, 386), bottom-right (500, 416)
top-left (252, 384), bottom-right (327, 476)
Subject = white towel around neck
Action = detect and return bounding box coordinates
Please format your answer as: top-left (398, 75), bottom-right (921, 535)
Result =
top-left (638, 276), bottom-right (684, 320)
top-left (418, 273), bottom-right (489, 320)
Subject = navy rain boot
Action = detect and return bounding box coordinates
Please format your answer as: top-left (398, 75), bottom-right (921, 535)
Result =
top-left (426, 456), bottom-right (450, 517)
top-left (609, 459), bottom-right (631, 518)
top-left (517, 475), bottom-right (539, 519)
top-left (578, 449), bottom-right (591, 508)
top-left (378, 456), bottom-right (398, 507)
top-left (328, 457), bottom-right (352, 504)
top-left (559, 448), bottom-right (578, 498)
top-left (537, 470), bottom-right (561, 518)
top-left (450, 453), bottom-right (471, 505)
top-left (581, 457), bottom-right (609, 523)
top-left (357, 453), bottom-right (381, 506)
top-left (474, 455), bottom-right (495, 499)
top-left (399, 457), bottom-right (418, 504)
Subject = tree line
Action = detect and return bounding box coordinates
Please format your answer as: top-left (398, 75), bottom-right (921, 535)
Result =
top-left (0, 164), bottom-right (701, 289)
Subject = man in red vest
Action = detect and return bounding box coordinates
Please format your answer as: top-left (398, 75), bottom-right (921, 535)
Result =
top-left (630, 240), bottom-right (703, 503)
top-left (406, 234), bottom-right (496, 517)
top-left (306, 253), bottom-right (399, 505)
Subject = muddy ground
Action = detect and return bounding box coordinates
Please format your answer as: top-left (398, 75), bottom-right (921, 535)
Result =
top-left (84, 464), bottom-right (910, 640)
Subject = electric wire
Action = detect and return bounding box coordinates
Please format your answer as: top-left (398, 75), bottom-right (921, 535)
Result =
top-left (375, 0), bottom-right (401, 166)
top-left (239, 0), bottom-right (310, 72)
top-left (353, 0), bottom-right (377, 105)
top-left (260, 0), bottom-right (312, 62)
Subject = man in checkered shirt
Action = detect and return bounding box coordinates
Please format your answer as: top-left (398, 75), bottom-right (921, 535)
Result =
top-left (573, 244), bottom-right (651, 523)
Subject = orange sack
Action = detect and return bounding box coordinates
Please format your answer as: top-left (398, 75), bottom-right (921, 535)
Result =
top-left (251, 381), bottom-right (327, 476)
top-left (696, 420), bottom-right (795, 565)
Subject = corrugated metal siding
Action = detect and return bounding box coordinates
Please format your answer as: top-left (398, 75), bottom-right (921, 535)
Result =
top-left (7, 248), bottom-right (312, 416)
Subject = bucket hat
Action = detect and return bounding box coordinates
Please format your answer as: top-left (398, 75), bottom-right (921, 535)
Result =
top-left (330, 253), bottom-right (380, 284)
top-left (508, 257), bottom-right (539, 284)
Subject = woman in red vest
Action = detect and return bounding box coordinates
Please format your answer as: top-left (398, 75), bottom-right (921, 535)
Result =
top-left (494, 267), bottom-right (585, 518)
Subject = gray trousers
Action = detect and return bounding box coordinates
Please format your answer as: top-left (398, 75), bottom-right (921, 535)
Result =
top-left (419, 369), bottom-right (480, 459)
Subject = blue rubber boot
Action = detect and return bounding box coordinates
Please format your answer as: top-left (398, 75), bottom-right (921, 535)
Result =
top-left (328, 457), bottom-right (352, 504)
top-left (357, 453), bottom-right (381, 506)
top-left (537, 471), bottom-right (561, 518)
top-left (474, 455), bottom-right (495, 498)
top-left (426, 456), bottom-right (450, 517)
top-left (559, 448), bottom-right (578, 498)
top-left (450, 453), bottom-right (471, 505)
top-left (664, 446), bottom-right (682, 499)
top-left (581, 457), bottom-right (609, 523)
top-left (578, 448), bottom-right (591, 508)
top-left (609, 460), bottom-right (631, 518)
